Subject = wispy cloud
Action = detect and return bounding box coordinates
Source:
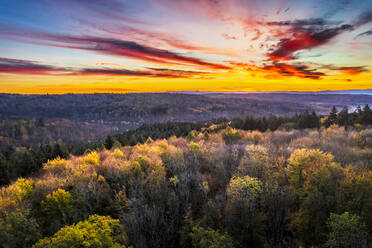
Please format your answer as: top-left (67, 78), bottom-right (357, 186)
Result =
top-left (354, 30), bottom-right (372, 39)
top-left (0, 57), bottom-right (210, 78)
top-left (0, 57), bottom-right (69, 75)
top-left (320, 65), bottom-right (369, 75)
top-left (77, 20), bottom-right (233, 56)
top-left (1, 28), bottom-right (231, 70)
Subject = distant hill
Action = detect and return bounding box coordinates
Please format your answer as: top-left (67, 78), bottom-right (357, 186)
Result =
top-left (1, 93), bottom-right (371, 132)
top-left (167, 89), bottom-right (372, 95)
top-left (269, 89), bottom-right (372, 95)
top-left (0, 92), bottom-right (371, 146)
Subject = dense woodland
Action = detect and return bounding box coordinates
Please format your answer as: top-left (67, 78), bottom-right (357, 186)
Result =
top-left (0, 117), bottom-right (112, 146)
top-left (0, 105), bottom-right (372, 247)
top-left (0, 122), bottom-right (371, 247)
top-left (0, 93), bottom-right (320, 122)
top-left (1, 105), bottom-right (372, 186)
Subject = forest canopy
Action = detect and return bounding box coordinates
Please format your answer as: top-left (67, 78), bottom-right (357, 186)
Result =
top-left (0, 121), bottom-right (371, 247)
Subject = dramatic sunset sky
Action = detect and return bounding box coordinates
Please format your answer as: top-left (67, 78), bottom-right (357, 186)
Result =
top-left (0, 0), bottom-right (371, 93)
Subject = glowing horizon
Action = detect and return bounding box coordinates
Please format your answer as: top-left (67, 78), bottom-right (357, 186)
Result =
top-left (0, 0), bottom-right (371, 94)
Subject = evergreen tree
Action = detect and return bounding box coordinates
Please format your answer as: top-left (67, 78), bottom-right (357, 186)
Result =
top-left (327, 106), bottom-right (338, 127)
top-left (361, 104), bottom-right (372, 125)
top-left (104, 135), bottom-right (115, 150)
top-left (337, 107), bottom-right (349, 126)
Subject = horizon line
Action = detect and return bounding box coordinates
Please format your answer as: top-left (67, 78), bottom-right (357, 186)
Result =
top-left (1, 89), bottom-right (372, 96)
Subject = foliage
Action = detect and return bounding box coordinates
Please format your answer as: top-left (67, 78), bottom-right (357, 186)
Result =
top-left (188, 226), bottom-right (234, 248)
top-left (43, 157), bottom-right (71, 175)
top-left (225, 176), bottom-right (264, 247)
top-left (79, 151), bottom-right (100, 165)
top-left (227, 176), bottom-right (262, 203)
top-left (286, 149), bottom-right (335, 189)
top-left (32, 215), bottom-right (128, 248)
top-left (286, 149), bottom-right (345, 246)
top-left (2, 104), bottom-right (372, 188)
top-left (0, 143), bottom-right (69, 186)
top-left (0, 125), bottom-right (372, 247)
top-left (0, 210), bottom-right (41, 248)
top-left (325, 212), bottom-right (368, 248)
top-left (112, 149), bottom-right (125, 159)
top-left (5, 178), bottom-right (33, 204)
top-left (40, 189), bottom-right (86, 234)
top-left (222, 127), bottom-right (242, 144)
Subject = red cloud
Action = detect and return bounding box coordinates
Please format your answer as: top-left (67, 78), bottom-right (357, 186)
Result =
top-left (0, 58), bottom-right (69, 75)
top-left (2, 30), bottom-right (231, 70)
top-left (267, 24), bottom-right (353, 61)
top-left (268, 33), bottom-right (320, 61)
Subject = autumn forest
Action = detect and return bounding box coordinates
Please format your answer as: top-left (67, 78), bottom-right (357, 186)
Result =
top-left (0, 100), bottom-right (372, 247)
top-left (1, 0), bottom-right (372, 247)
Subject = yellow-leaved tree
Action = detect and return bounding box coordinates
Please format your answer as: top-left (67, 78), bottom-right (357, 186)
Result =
top-left (33, 215), bottom-right (129, 248)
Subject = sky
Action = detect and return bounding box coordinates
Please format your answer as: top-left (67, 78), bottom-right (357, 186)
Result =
top-left (0, 0), bottom-right (371, 94)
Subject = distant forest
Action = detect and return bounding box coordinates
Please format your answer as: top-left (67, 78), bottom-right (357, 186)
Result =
top-left (1, 93), bottom-right (371, 129)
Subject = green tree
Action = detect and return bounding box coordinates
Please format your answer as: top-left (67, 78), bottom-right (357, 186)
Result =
top-left (261, 183), bottom-right (293, 248)
top-left (52, 143), bottom-right (69, 159)
top-left (286, 149), bottom-right (344, 246)
top-left (188, 226), bottom-right (234, 248)
top-left (339, 168), bottom-right (372, 234)
top-left (40, 189), bottom-right (86, 235)
top-left (337, 106), bottom-right (349, 126)
top-left (32, 215), bottom-right (128, 248)
top-left (0, 211), bottom-right (41, 248)
top-left (104, 189), bottom-right (130, 219)
top-left (286, 149), bottom-right (335, 190)
top-left (105, 135), bottom-right (116, 149)
top-left (225, 176), bottom-right (264, 248)
top-left (0, 152), bottom-right (10, 185)
top-left (325, 212), bottom-right (368, 248)
top-left (361, 105), bottom-right (372, 125)
top-left (327, 106), bottom-right (338, 127)
top-left (180, 208), bottom-right (233, 248)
